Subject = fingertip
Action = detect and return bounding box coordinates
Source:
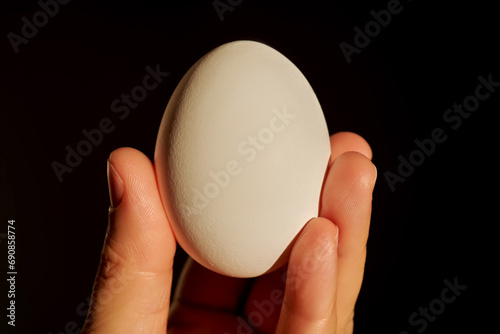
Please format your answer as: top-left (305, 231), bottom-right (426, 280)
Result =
top-left (325, 151), bottom-right (377, 200)
top-left (329, 132), bottom-right (373, 165)
top-left (107, 147), bottom-right (164, 218)
top-left (291, 217), bottom-right (339, 276)
top-left (296, 217), bottom-right (339, 250)
top-left (107, 147), bottom-right (150, 177)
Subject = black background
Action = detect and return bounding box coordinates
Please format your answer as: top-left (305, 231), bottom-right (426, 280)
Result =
top-left (1, 0), bottom-right (497, 333)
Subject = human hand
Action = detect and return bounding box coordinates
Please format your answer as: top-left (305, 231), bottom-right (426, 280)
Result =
top-left (81, 131), bottom-right (376, 333)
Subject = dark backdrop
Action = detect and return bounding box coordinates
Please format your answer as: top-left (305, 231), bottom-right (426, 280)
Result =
top-left (1, 0), bottom-right (497, 333)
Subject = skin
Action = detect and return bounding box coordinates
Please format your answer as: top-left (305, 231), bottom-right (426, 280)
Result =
top-left (82, 131), bottom-right (377, 334)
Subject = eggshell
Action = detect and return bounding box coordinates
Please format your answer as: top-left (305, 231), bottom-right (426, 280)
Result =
top-left (155, 40), bottom-right (330, 277)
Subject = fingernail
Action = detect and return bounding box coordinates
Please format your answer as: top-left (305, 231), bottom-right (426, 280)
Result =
top-left (371, 164), bottom-right (378, 189)
top-left (107, 159), bottom-right (124, 208)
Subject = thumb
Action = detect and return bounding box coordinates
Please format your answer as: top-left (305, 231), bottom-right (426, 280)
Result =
top-left (82, 147), bottom-right (176, 334)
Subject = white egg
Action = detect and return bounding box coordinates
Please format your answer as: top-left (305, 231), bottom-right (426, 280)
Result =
top-left (155, 40), bottom-right (330, 277)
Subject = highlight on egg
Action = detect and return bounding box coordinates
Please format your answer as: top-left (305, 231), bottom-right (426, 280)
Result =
top-left (155, 40), bottom-right (331, 277)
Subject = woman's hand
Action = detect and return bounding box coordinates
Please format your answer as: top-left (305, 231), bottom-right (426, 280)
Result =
top-left (82, 131), bottom-right (376, 333)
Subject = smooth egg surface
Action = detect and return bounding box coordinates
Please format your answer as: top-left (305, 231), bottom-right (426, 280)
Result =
top-left (155, 40), bottom-right (330, 277)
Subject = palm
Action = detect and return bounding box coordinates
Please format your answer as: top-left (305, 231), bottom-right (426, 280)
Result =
top-left (168, 258), bottom-right (284, 333)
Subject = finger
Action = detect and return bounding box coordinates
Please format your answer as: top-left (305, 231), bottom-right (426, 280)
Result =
top-left (82, 147), bottom-right (177, 334)
top-left (276, 217), bottom-right (339, 334)
top-left (320, 151), bottom-right (376, 328)
top-left (329, 131), bottom-right (373, 165)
